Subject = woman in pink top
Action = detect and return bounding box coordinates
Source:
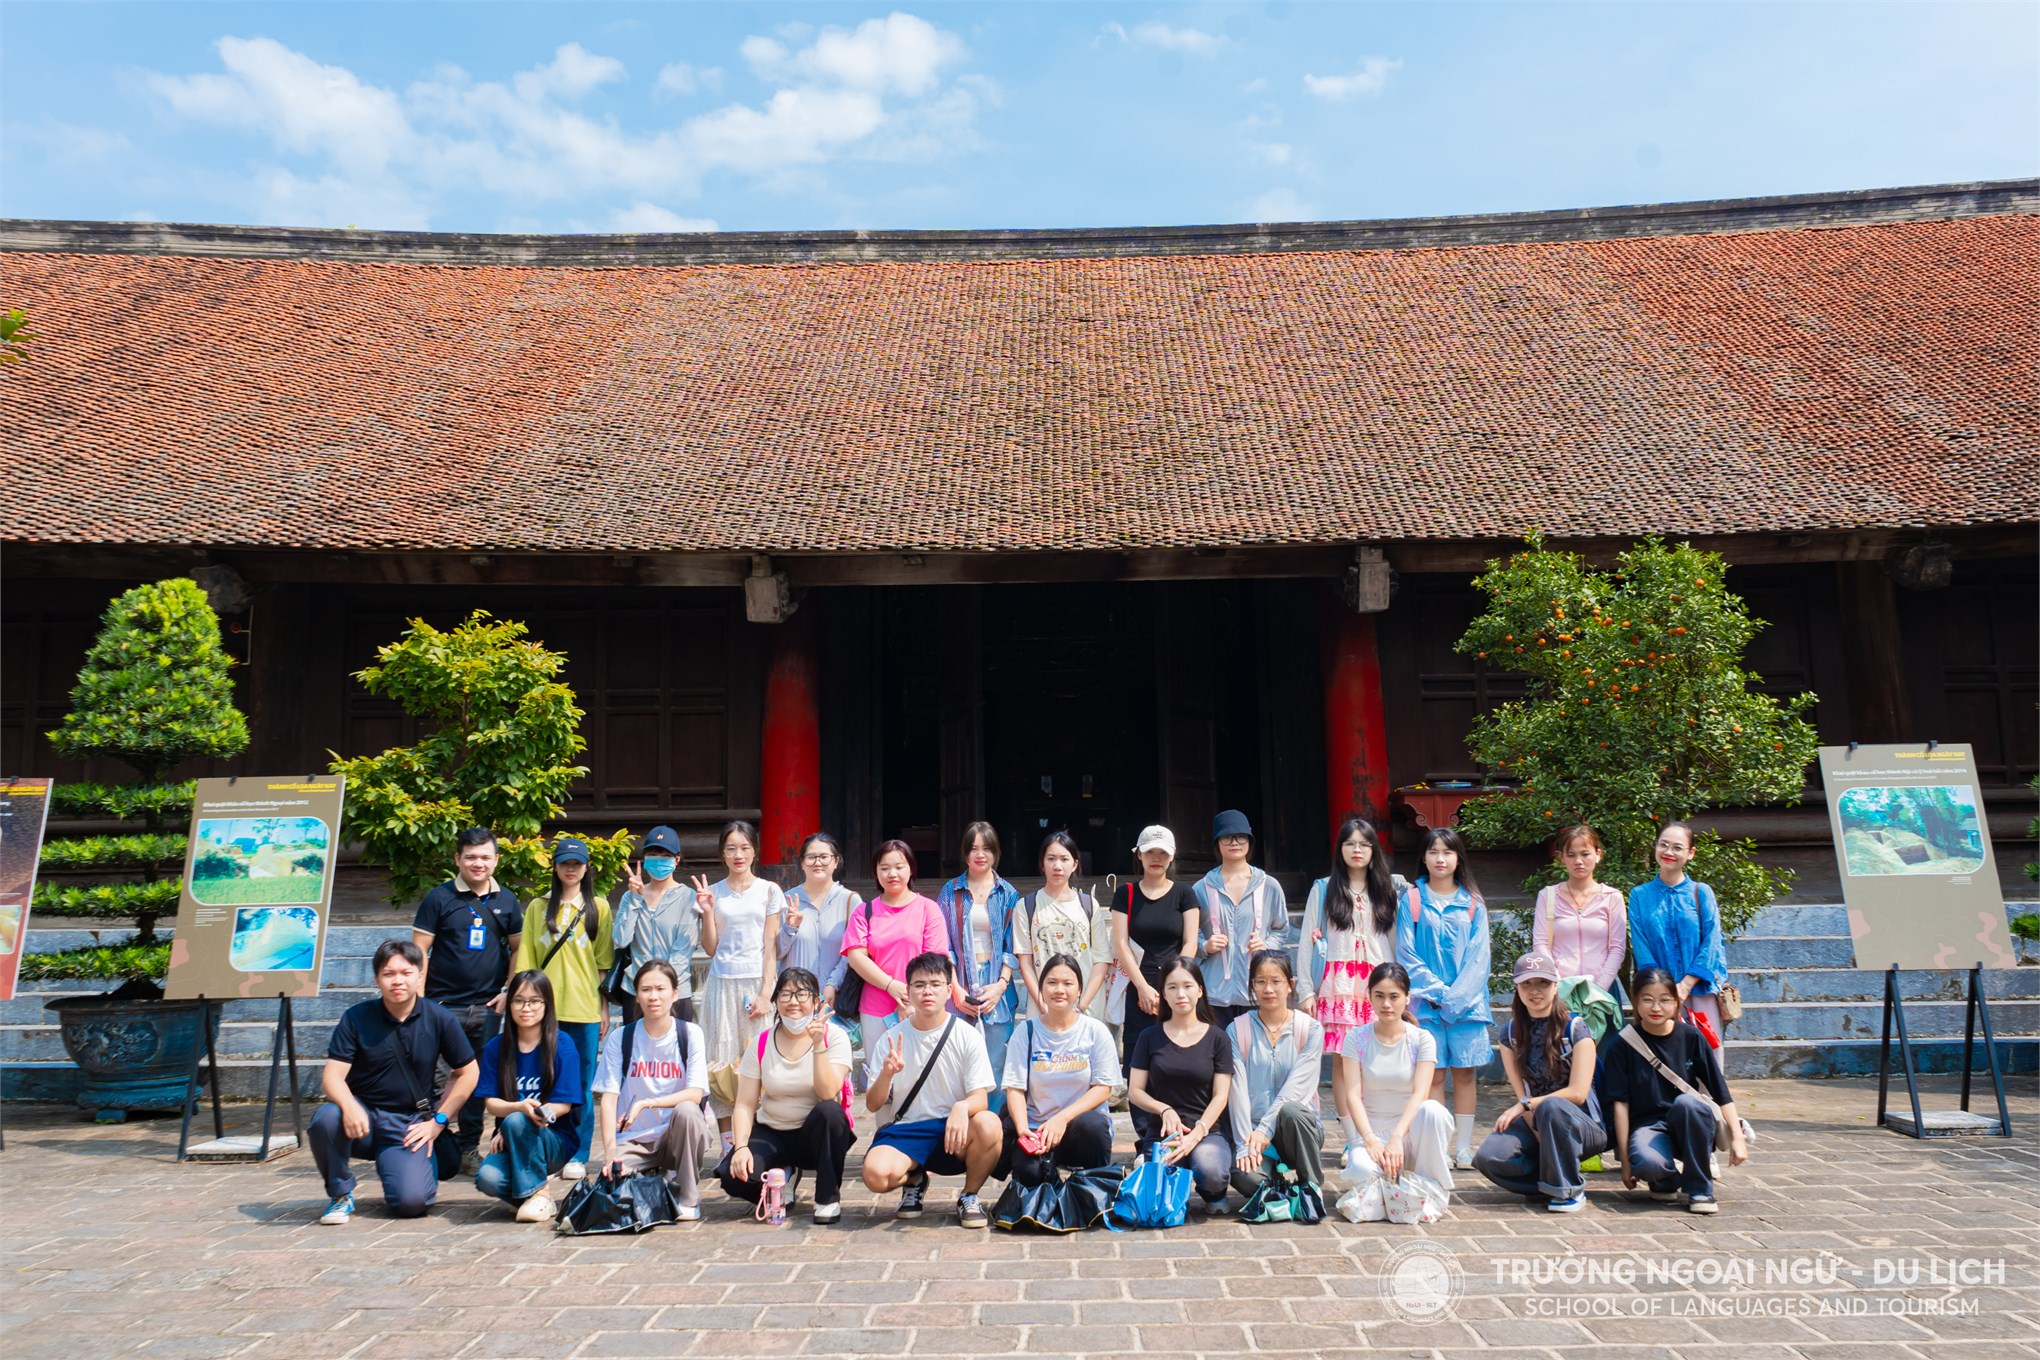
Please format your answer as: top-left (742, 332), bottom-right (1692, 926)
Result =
top-left (1530, 825), bottom-right (1627, 992)
top-left (841, 840), bottom-right (952, 1024)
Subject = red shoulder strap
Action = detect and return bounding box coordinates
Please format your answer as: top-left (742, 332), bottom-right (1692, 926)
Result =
top-left (1405, 885), bottom-right (1422, 924)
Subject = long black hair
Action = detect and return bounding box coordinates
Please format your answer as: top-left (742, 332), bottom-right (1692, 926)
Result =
top-left (548, 858), bottom-right (601, 942)
top-left (501, 969), bottom-right (559, 1108)
top-left (1509, 962), bottom-right (1577, 1086)
top-left (1328, 816), bottom-right (1397, 937)
top-left (1155, 955), bottom-right (1217, 1026)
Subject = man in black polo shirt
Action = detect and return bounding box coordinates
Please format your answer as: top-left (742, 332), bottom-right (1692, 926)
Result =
top-left (309, 939), bottom-right (477, 1223)
top-left (411, 826), bottom-right (522, 1171)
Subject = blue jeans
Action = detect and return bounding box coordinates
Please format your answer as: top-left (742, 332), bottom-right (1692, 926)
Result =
top-left (981, 1017), bottom-right (1014, 1115)
top-left (474, 1112), bottom-right (575, 1203)
top-left (308, 1103), bottom-right (445, 1216)
top-left (1628, 1093), bottom-right (1719, 1200)
top-left (558, 1020), bottom-right (601, 1162)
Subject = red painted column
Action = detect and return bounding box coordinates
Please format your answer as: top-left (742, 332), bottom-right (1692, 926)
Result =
top-left (1322, 595), bottom-right (1392, 843)
top-left (759, 605), bottom-right (822, 870)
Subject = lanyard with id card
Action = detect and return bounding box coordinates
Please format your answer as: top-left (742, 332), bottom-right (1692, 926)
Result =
top-left (467, 915), bottom-right (488, 951)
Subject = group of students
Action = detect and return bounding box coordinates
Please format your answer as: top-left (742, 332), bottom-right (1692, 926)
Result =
top-left (305, 809), bottom-right (1750, 1227)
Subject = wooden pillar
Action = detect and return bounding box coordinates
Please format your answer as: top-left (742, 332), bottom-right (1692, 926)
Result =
top-left (1835, 561), bottom-right (1912, 744)
top-left (758, 603), bottom-right (821, 870)
top-left (1322, 593), bottom-right (1392, 841)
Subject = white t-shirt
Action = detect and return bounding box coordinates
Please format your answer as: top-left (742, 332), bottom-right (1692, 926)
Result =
top-left (1000, 1014), bottom-right (1122, 1126)
top-left (864, 1015), bottom-right (995, 1124)
top-left (1341, 1022), bottom-right (1439, 1123)
top-left (592, 1019), bottom-right (707, 1146)
top-left (740, 1021), bottom-right (852, 1131)
top-left (710, 878), bottom-right (787, 979)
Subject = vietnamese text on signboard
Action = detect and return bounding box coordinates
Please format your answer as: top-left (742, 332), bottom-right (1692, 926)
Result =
top-left (1817, 744), bottom-right (2014, 971)
top-left (164, 776), bottom-right (346, 1000)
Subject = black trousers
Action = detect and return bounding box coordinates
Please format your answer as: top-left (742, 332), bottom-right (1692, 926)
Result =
top-left (999, 1104), bottom-right (1115, 1186)
top-left (451, 1007), bottom-right (501, 1155)
top-left (717, 1101), bottom-right (855, 1206)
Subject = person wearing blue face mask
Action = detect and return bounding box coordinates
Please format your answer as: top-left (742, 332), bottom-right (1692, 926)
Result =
top-left (614, 826), bottom-right (717, 1024)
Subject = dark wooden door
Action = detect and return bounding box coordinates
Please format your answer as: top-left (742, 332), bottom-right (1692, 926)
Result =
top-left (1156, 585), bottom-right (1219, 878)
top-left (937, 586), bottom-right (984, 878)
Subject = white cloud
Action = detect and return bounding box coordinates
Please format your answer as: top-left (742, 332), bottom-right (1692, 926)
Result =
top-left (655, 62), bottom-right (722, 97)
top-left (1104, 21), bottom-right (1225, 55)
top-left (511, 44), bottom-right (626, 102)
top-left (1250, 187), bottom-right (1313, 221)
top-left (746, 13), bottom-right (967, 96)
top-left (1247, 141), bottom-right (1292, 166)
top-left (6, 120), bottom-right (133, 162)
top-left (136, 20), bottom-right (981, 228)
top-left (148, 36), bottom-right (412, 176)
top-left (1302, 57), bottom-right (1401, 100)
top-left (1239, 77), bottom-right (1267, 94)
top-left (610, 201), bottom-right (718, 232)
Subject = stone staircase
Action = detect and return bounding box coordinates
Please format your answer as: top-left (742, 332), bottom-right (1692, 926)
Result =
top-left (1713, 900), bottom-right (2038, 1078)
top-left (1, 924), bottom-right (395, 1103)
top-left (5, 908), bottom-right (2036, 1102)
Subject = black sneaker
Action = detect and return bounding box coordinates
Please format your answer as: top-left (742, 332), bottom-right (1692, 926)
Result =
top-left (956, 1192), bottom-right (988, 1229)
top-left (897, 1169), bottom-right (928, 1218)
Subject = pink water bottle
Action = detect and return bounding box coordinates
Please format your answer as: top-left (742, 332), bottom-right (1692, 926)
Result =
top-left (758, 1168), bottom-right (787, 1225)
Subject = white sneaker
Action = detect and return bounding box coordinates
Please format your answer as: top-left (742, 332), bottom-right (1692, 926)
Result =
top-left (515, 1194), bottom-right (556, 1223)
top-left (675, 1204), bottom-right (702, 1223)
top-left (560, 1161), bottom-right (586, 1182)
top-left (1453, 1149), bottom-right (1475, 1171)
top-left (812, 1201), bottom-right (842, 1224)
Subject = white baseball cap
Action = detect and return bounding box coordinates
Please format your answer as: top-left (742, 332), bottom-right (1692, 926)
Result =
top-left (1132, 825), bottom-right (1177, 856)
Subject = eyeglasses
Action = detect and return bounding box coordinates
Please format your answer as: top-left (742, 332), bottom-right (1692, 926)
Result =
top-left (801, 854), bottom-right (835, 864)
top-left (779, 989), bottom-right (819, 1003)
top-left (509, 997), bottom-right (547, 1010)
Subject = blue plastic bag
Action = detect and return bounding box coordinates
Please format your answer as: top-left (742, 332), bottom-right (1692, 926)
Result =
top-left (1110, 1148), bottom-right (1192, 1229)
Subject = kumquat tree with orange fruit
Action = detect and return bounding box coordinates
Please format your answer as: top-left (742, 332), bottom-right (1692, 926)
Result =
top-left (1454, 536), bottom-right (1820, 947)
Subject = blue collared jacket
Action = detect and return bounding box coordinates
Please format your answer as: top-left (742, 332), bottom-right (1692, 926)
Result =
top-left (1194, 866), bottom-right (1293, 1008)
top-left (1627, 876), bottom-right (1727, 995)
top-left (1395, 880), bottom-right (1493, 1027)
top-left (934, 873), bottom-right (1021, 1026)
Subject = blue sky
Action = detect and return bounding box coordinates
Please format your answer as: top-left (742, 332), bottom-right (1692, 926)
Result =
top-left (3, 2), bottom-right (2033, 233)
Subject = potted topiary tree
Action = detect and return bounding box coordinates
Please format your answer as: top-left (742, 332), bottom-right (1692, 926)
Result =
top-left (30, 577), bottom-right (249, 1117)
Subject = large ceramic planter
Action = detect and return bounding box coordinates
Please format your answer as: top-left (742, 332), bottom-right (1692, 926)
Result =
top-left (44, 995), bottom-right (220, 1120)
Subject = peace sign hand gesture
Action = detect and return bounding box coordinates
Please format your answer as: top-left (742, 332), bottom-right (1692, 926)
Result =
top-left (690, 873), bottom-right (715, 917)
top-left (620, 861), bottom-right (646, 897)
top-left (882, 1030), bottom-right (907, 1077)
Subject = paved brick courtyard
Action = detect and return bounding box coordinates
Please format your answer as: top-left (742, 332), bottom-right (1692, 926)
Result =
top-left (3, 1076), bottom-right (2035, 1360)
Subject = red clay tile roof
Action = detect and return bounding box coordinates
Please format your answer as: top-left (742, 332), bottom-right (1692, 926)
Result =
top-left (1, 214), bottom-right (2034, 553)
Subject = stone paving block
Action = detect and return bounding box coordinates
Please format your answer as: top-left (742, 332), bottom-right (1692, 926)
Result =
top-left (906, 1327), bottom-right (1022, 1355)
top-left (1020, 1324), bottom-right (1134, 1353)
top-left (684, 1330), bottom-right (809, 1357)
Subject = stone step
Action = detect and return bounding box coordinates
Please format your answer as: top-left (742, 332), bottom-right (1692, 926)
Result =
top-left (1718, 1036), bottom-right (2039, 1080)
top-left (1, 1018), bottom-right (347, 1065)
top-left (0, 987), bottom-right (372, 1026)
top-left (1726, 934), bottom-right (1858, 969)
top-left (1743, 902), bottom-right (1850, 938)
top-left (1726, 966), bottom-right (2040, 1004)
top-left (3, 1059), bottom-right (324, 1104)
top-left (1721, 999), bottom-right (2040, 1043)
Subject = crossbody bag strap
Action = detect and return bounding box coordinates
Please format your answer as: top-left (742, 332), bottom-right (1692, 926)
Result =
top-left (1618, 1025), bottom-right (1709, 1105)
top-left (537, 901), bottom-right (588, 972)
top-left (385, 1020), bottom-right (433, 1116)
top-left (885, 1017), bottom-right (957, 1129)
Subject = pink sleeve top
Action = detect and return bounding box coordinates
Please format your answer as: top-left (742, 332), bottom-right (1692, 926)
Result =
top-left (842, 893), bottom-right (952, 1019)
top-left (1534, 884), bottom-right (1628, 991)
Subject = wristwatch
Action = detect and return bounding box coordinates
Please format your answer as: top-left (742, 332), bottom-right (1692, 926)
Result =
top-left (433, 1111), bottom-right (450, 1126)
top-left (1519, 1097), bottom-right (1532, 1110)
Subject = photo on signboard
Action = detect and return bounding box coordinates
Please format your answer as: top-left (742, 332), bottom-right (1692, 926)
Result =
top-left (229, 905), bottom-right (322, 972)
top-left (188, 816), bottom-right (332, 906)
top-left (1837, 784), bottom-right (1987, 877)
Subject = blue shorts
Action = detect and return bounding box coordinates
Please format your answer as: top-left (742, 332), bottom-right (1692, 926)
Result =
top-left (871, 1117), bottom-right (969, 1177)
top-left (1419, 1016), bottom-right (1494, 1069)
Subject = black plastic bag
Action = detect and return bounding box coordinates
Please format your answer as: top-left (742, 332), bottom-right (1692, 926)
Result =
top-left (1240, 1161), bottom-right (1326, 1225)
top-left (555, 1167), bottom-right (680, 1235)
top-left (993, 1165), bottom-right (1126, 1233)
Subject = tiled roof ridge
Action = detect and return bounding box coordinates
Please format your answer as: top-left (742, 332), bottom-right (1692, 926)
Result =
top-left (3, 178), bottom-right (2034, 268)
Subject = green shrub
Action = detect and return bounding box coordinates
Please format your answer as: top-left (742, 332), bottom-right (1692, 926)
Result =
top-left (31, 881), bottom-right (182, 920)
top-left (1454, 536), bottom-right (1820, 940)
top-left (25, 578), bottom-right (249, 979)
top-left (329, 610), bottom-right (631, 904)
top-left (40, 834), bottom-right (189, 871)
top-left (20, 942), bottom-right (172, 982)
top-left (2011, 913), bottom-right (2040, 942)
top-left (49, 782), bottom-right (196, 824)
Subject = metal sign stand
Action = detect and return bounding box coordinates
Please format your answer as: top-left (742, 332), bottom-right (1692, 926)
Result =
top-left (177, 993), bottom-right (303, 1161)
top-left (1876, 963), bottom-right (2012, 1138)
